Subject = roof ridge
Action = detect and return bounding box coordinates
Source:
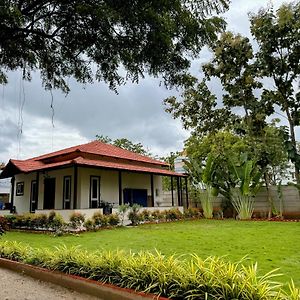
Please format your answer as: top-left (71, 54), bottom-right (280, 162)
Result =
top-left (7, 140), bottom-right (167, 166)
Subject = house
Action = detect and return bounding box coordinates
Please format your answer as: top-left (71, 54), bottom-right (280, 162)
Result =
top-left (0, 141), bottom-right (187, 219)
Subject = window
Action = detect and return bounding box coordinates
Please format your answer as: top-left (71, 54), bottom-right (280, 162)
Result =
top-left (63, 176), bottom-right (71, 209)
top-left (16, 182), bottom-right (24, 196)
top-left (90, 176), bottom-right (100, 208)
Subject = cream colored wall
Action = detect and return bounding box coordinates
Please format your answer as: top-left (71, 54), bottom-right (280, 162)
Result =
top-left (37, 167), bottom-right (74, 210)
top-left (13, 167), bottom-right (164, 213)
top-left (78, 167), bottom-right (119, 208)
top-left (14, 173), bottom-right (36, 213)
top-left (121, 171), bottom-right (163, 206)
top-left (78, 168), bottom-right (163, 208)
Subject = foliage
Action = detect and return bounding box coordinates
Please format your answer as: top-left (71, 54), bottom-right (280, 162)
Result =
top-left (184, 207), bottom-right (202, 219)
top-left (69, 212), bottom-right (85, 229)
top-left (128, 204), bottom-right (142, 226)
top-left (229, 154), bottom-right (263, 220)
top-left (0, 216), bottom-right (9, 235)
top-left (198, 187), bottom-right (214, 219)
top-left (151, 210), bottom-right (165, 221)
top-left (118, 204), bottom-right (130, 226)
top-left (165, 208), bottom-right (183, 221)
top-left (140, 210), bottom-right (152, 222)
top-left (165, 1), bottom-right (300, 184)
top-left (161, 151), bottom-right (181, 191)
top-left (47, 212), bottom-right (65, 231)
top-left (250, 2), bottom-right (300, 183)
top-left (92, 212), bottom-right (109, 227)
top-left (84, 219), bottom-right (95, 231)
top-left (107, 214), bottom-right (120, 226)
top-left (96, 135), bottom-right (151, 156)
top-left (0, 0), bottom-right (229, 92)
top-left (231, 191), bottom-right (255, 220)
top-left (3, 212), bottom-right (65, 232)
top-left (0, 241), bottom-right (299, 299)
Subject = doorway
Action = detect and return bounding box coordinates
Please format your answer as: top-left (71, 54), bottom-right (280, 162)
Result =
top-left (43, 178), bottom-right (55, 209)
top-left (123, 189), bottom-right (148, 207)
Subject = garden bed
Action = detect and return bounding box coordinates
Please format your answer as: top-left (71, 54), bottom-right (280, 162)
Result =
top-left (0, 257), bottom-right (168, 300)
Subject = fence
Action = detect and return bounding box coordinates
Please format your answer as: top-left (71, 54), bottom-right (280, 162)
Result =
top-left (163, 185), bottom-right (300, 218)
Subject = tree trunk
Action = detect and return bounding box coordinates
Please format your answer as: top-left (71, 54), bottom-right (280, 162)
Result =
top-left (285, 108), bottom-right (300, 184)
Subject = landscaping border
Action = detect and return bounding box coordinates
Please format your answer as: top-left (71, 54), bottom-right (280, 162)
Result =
top-left (0, 258), bottom-right (169, 300)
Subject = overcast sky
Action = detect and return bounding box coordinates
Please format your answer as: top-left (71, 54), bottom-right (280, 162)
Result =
top-left (0, 0), bottom-right (291, 164)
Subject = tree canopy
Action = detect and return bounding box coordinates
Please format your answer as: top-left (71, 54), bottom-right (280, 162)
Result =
top-left (0, 0), bottom-right (229, 92)
top-left (96, 134), bottom-right (151, 156)
top-left (165, 2), bottom-right (300, 183)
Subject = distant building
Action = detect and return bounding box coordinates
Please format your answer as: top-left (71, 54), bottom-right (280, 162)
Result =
top-left (174, 155), bottom-right (188, 174)
top-left (0, 171), bottom-right (10, 209)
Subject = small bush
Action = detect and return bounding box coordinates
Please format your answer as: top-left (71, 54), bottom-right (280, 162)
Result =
top-left (92, 212), bottom-right (109, 227)
top-left (151, 210), bottom-right (165, 221)
top-left (184, 207), bottom-right (202, 219)
top-left (84, 219), bottom-right (95, 231)
top-left (118, 204), bottom-right (130, 226)
top-left (165, 208), bottom-right (183, 221)
top-left (4, 215), bottom-right (17, 228)
top-left (108, 214), bottom-right (120, 226)
top-left (128, 204), bottom-right (142, 226)
top-left (48, 212), bottom-right (65, 230)
top-left (140, 210), bottom-right (152, 222)
top-left (31, 214), bottom-right (48, 229)
top-left (0, 216), bottom-right (9, 234)
top-left (69, 212), bottom-right (85, 229)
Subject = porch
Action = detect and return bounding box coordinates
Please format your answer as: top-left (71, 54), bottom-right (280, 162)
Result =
top-left (10, 165), bottom-right (188, 215)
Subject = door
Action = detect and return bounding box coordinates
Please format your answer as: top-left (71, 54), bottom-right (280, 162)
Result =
top-left (123, 189), bottom-right (148, 207)
top-left (90, 176), bottom-right (100, 208)
top-left (44, 178), bottom-right (55, 209)
top-left (30, 180), bottom-right (37, 212)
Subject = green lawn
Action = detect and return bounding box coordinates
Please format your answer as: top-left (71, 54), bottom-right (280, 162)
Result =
top-left (2, 219), bottom-right (300, 287)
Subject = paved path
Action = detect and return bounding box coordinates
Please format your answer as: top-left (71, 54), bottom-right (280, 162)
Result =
top-left (0, 267), bottom-right (101, 300)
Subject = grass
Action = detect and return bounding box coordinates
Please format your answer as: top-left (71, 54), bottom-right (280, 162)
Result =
top-left (2, 219), bottom-right (300, 288)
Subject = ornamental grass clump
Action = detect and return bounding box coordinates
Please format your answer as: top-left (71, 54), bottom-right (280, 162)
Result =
top-left (198, 187), bottom-right (214, 219)
top-left (0, 241), bottom-right (299, 299)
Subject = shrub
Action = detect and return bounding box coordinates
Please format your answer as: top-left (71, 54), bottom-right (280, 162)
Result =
top-left (198, 187), bottom-right (214, 219)
top-left (92, 212), bottom-right (109, 227)
top-left (0, 216), bottom-right (9, 234)
top-left (0, 241), bottom-right (298, 300)
top-left (84, 219), bottom-right (95, 231)
top-left (140, 209), bottom-right (152, 222)
top-left (118, 204), bottom-right (130, 226)
top-left (165, 208), bottom-right (183, 221)
top-left (48, 211), bottom-right (65, 230)
top-left (31, 214), bottom-right (48, 229)
top-left (184, 207), bottom-right (202, 219)
top-left (4, 215), bottom-right (17, 228)
top-left (128, 204), bottom-right (142, 226)
top-left (151, 210), bottom-right (165, 221)
top-left (69, 212), bottom-right (85, 229)
top-left (108, 214), bottom-right (120, 226)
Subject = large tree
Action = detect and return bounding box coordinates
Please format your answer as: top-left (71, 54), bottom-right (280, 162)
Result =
top-left (0, 0), bottom-right (229, 92)
top-left (250, 2), bottom-right (300, 183)
top-left (165, 2), bottom-right (300, 183)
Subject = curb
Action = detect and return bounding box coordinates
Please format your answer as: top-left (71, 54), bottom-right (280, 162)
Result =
top-left (0, 258), bottom-right (169, 300)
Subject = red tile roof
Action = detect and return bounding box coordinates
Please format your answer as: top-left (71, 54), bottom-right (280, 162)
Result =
top-left (34, 140), bottom-right (167, 166)
top-left (0, 141), bottom-right (186, 178)
top-left (72, 156), bottom-right (183, 176)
